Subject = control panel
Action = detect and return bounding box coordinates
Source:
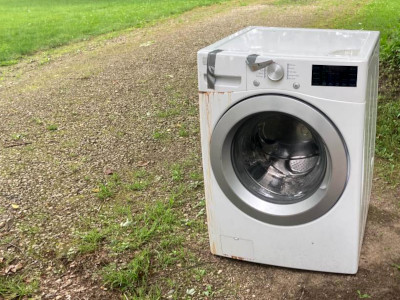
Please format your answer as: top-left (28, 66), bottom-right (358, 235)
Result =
top-left (312, 65), bottom-right (358, 87)
top-left (245, 58), bottom-right (362, 102)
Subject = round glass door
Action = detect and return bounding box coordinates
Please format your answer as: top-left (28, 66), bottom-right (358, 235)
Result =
top-left (232, 112), bottom-right (327, 204)
top-left (210, 94), bottom-right (348, 225)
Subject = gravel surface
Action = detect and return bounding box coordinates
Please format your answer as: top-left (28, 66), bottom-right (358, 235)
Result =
top-left (0, 0), bottom-right (399, 298)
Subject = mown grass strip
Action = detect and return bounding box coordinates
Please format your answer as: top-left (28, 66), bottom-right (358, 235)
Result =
top-left (0, 0), bottom-right (228, 66)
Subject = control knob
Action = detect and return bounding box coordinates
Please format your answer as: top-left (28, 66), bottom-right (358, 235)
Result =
top-left (267, 63), bottom-right (284, 81)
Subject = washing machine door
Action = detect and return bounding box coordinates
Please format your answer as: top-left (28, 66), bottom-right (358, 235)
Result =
top-left (210, 94), bottom-right (348, 225)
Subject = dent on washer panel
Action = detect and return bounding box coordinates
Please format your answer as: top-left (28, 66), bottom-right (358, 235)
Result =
top-left (221, 236), bottom-right (254, 260)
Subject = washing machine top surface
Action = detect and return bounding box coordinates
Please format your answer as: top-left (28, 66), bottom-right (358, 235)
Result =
top-left (202, 27), bottom-right (379, 60)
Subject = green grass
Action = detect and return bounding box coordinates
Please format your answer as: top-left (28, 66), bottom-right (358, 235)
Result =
top-left (332, 0), bottom-right (400, 69)
top-left (46, 124), bottom-right (58, 131)
top-left (357, 290), bottom-right (371, 299)
top-left (69, 153), bottom-right (208, 298)
top-left (375, 99), bottom-right (400, 161)
top-left (325, 0), bottom-right (400, 184)
top-left (78, 229), bottom-right (105, 253)
top-left (97, 183), bottom-right (114, 200)
top-left (127, 170), bottom-right (150, 191)
top-left (152, 130), bottom-right (166, 140)
top-left (10, 133), bottom-right (25, 140)
top-left (102, 249), bottom-right (151, 291)
top-left (178, 125), bottom-right (189, 137)
top-left (171, 163), bottom-right (183, 181)
top-left (349, 0), bottom-right (400, 185)
top-left (0, 275), bottom-right (39, 299)
top-left (97, 173), bottom-right (121, 200)
top-left (0, 0), bottom-right (227, 66)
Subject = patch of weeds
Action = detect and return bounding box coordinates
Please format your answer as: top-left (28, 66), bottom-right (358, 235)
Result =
top-left (392, 263), bottom-right (400, 271)
top-left (356, 290), bottom-right (371, 299)
top-left (102, 250), bottom-right (150, 291)
top-left (18, 224), bottom-right (40, 237)
top-left (159, 234), bottom-right (185, 250)
top-left (0, 275), bottom-right (39, 299)
top-left (80, 69), bottom-right (94, 80)
top-left (202, 284), bottom-right (215, 297)
top-left (134, 169), bottom-right (147, 178)
top-left (113, 203), bottom-right (132, 217)
top-left (152, 130), bottom-right (165, 140)
top-left (69, 163), bottom-right (81, 174)
top-left (157, 108), bottom-right (180, 118)
top-left (194, 268), bottom-right (206, 281)
top-left (97, 173), bottom-right (121, 200)
top-left (46, 124), bottom-right (58, 131)
top-left (97, 183), bottom-right (114, 200)
top-left (188, 105), bottom-right (197, 116)
top-left (156, 237), bottom-right (186, 269)
top-left (78, 196), bottom-right (178, 256)
top-left (189, 171), bottom-right (202, 181)
top-left (10, 133), bottom-right (25, 141)
top-left (178, 125), bottom-right (189, 137)
top-left (189, 171), bottom-right (203, 190)
top-left (39, 56), bottom-right (51, 65)
top-left (109, 173), bottom-right (122, 186)
top-left (78, 229), bottom-right (105, 254)
top-left (171, 163), bottom-right (183, 181)
top-left (127, 170), bottom-right (150, 191)
top-left (116, 131), bottom-right (125, 137)
top-left (127, 181), bottom-right (149, 191)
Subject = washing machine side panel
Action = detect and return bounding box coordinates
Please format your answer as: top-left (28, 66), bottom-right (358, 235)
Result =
top-left (359, 42), bottom-right (379, 254)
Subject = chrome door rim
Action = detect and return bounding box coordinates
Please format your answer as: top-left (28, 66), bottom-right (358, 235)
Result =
top-left (210, 94), bottom-right (348, 226)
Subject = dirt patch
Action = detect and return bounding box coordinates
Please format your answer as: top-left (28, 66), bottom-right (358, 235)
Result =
top-left (1, 0), bottom-right (399, 299)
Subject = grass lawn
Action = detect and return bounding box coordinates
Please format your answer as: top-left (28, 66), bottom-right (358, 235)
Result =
top-left (334, 0), bottom-right (400, 69)
top-left (322, 0), bottom-right (400, 184)
top-left (344, 0), bottom-right (400, 182)
top-left (0, 0), bottom-right (227, 66)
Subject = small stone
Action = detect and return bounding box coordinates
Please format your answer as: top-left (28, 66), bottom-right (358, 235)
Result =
top-left (104, 168), bottom-right (113, 175)
top-left (167, 289), bottom-right (175, 295)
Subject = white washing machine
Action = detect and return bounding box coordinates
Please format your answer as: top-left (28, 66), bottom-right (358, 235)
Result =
top-left (197, 27), bottom-right (379, 274)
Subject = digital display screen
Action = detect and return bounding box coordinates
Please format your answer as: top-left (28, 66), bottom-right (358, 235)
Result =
top-left (312, 65), bottom-right (358, 87)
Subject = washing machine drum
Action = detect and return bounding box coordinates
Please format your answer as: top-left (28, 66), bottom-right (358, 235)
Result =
top-left (210, 94), bottom-right (348, 225)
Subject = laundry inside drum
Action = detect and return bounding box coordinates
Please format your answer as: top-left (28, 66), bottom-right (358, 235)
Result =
top-left (232, 112), bottom-right (327, 204)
